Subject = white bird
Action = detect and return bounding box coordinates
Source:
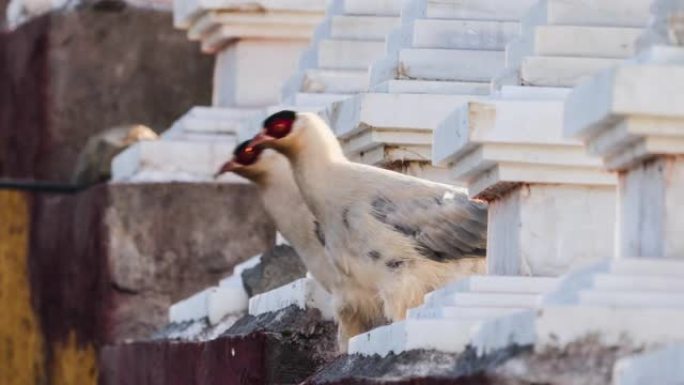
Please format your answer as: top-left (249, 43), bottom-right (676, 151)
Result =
top-left (217, 141), bottom-right (386, 352)
top-left (250, 111), bottom-right (488, 321)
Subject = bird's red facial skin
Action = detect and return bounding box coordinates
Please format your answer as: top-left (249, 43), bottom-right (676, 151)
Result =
top-left (216, 142), bottom-right (263, 177)
top-left (266, 117), bottom-right (294, 138)
top-left (234, 144), bottom-right (260, 166)
top-left (263, 111), bottom-right (296, 139)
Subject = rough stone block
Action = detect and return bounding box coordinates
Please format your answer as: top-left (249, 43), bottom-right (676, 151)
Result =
top-left (241, 244), bottom-right (307, 297)
top-left (31, 183), bottom-right (273, 343)
top-left (0, 7), bottom-right (212, 183)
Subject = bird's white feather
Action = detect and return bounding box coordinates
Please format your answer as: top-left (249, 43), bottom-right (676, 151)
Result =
top-left (273, 113), bottom-right (488, 320)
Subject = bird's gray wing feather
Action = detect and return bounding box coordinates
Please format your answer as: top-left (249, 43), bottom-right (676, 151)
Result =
top-left (370, 188), bottom-right (487, 262)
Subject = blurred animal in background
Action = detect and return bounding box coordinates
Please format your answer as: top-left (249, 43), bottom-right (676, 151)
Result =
top-left (72, 124), bottom-right (157, 185)
top-left (217, 142), bottom-right (387, 352)
top-left (251, 111), bottom-right (488, 323)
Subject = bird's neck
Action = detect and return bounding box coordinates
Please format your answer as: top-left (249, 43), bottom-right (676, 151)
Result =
top-left (288, 149), bottom-right (345, 221)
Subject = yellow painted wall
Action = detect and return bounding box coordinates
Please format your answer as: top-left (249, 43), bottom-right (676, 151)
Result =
top-left (0, 190), bottom-right (98, 385)
top-left (50, 331), bottom-right (98, 385)
top-left (0, 190), bottom-right (46, 385)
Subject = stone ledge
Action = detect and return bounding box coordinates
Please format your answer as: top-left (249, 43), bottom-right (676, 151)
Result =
top-left (564, 63), bottom-right (684, 170)
top-left (102, 306), bottom-right (337, 385)
top-left (613, 344), bottom-right (684, 385)
top-left (111, 139), bottom-right (241, 183)
top-left (248, 277), bottom-right (334, 320)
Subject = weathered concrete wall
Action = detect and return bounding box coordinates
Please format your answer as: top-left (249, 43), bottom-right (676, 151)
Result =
top-left (1, 0), bottom-right (8, 30)
top-left (0, 6), bottom-right (213, 183)
top-left (101, 306), bottom-right (338, 385)
top-left (0, 182), bottom-right (274, 385)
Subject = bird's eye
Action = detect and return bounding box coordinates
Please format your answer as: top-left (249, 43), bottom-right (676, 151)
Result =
top-left (233, 141), bottom-right (262, 165)
top-left (263, 110), bottom-right (296, 138)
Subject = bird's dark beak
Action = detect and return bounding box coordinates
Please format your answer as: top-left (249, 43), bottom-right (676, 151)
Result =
top-left (215, 160), bottom-right (240, 178)
top-left (250, 132), bottom-right (277, 148)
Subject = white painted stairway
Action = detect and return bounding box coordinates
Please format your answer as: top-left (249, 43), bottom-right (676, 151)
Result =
top-left (331, 0), bottom-right (536, 181)
top-left (348, 275), bottom-right (557, 356)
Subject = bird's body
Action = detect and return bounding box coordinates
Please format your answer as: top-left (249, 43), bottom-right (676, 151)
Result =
top-left (220, 146), bottom-right (386, 351)
top-left (254, 112), bottom-right (488, 321)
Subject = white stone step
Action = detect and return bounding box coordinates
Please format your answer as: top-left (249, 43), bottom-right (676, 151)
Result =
top-left (332, 92), bottom-right (473, 138)
top-left (435, 292), bottom-right (541, 308)
top-left (318, 39), bottom-right (387, 70)
top-left (349, 319), bottom-right (477, 356)
top-left (111, 139), bottom-right (240, 183)
top-left (302, 69), bottom-right (369, 93)
top-left (350, 310), bottom-right (536, 356)
top-left (563, 65), bottom-right (684, 144)
top-left (248, 277), bottom-right (334, 319)
top-left (412, 18), bottom-right (520, 50)
top-left (520, 56), bottom-right (622, 87)
top-left (465, 161), bottom-right (616, 199)
top-left (383, 79), bottom-right (491, 95)
top-left (448, 144), bottom-right (602, 182)
top-left (347, 143), bottom-right (433, 165)
top-left (425, 0), bottom-right (538, 22)
top-left (227, 254), bottom-right (262, 278)
top-left (523, 0), bottom-right (652, 29)
top-left (432, 98), bottom-right (577, 167)
top-left (399, 48), bottom-right (506, 81)
top-left (532, 25), bottom-right (642, 59)
top-left (408, 305), bottom-right (526, 320)
top-left (426, 276), bottom-right (558, 304)
top-left (506, 25), bottom-right (642, 69)
top-left (537, 306), bottom-right (684, 348)
top-left (342, 129), bottom-right (433, 154)
top-left (579, 291), bottom-right (684, 308)
top-left (294, 92), bottom-right (351, 106)
top-left (169, 288), bottom-right (212, 323)
top-left (613, 345), bottom-right (684, 385)
top-left (610, 258), bottom-right (684, 277)
top-left (592, 274), bottom-right (684, 292)
top-left (498, 85), bottom-right (570, 99)
top-left (207, 286), bottom-right (250, 324)
top-left (343, 0), bottom-right (402, 16)
top-left (169, 285), bottom-right (248, 325)
top-left (330, 15), bottom-right (399, 41)
top-left (162, 106), bottom-right (260, 140)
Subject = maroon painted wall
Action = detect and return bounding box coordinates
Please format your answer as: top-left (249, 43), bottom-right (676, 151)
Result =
top-left (0, 8), bottom-right (213, 183)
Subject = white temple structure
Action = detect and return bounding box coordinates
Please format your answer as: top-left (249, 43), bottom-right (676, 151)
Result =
top-left (112, 0), bottom-right (684, 382)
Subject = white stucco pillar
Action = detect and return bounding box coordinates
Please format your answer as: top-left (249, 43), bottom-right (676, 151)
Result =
top-left (112, 0), bottom-right (326, 182)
